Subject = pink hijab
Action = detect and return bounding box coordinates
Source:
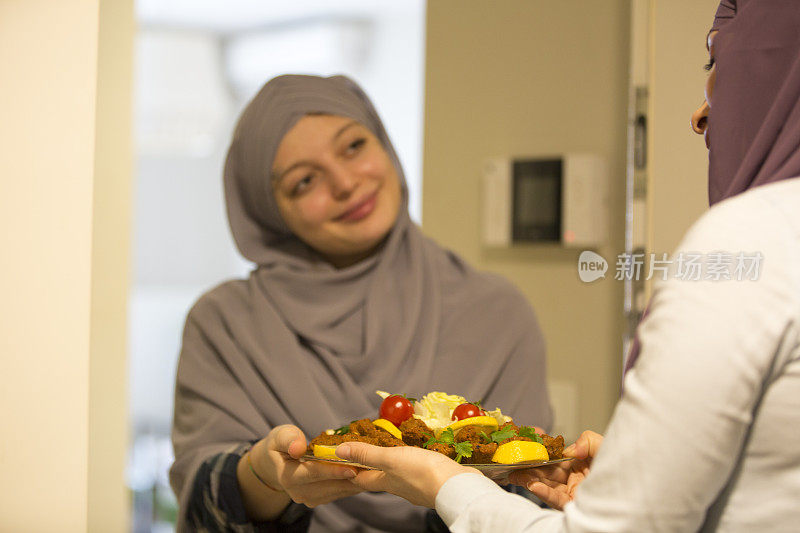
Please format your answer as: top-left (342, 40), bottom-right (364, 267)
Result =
top-left (625, 0), bottom-right (800, 375)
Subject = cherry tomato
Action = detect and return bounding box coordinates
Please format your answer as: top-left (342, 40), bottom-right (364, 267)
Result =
top-left (451, 403), bottom-right (484, 421)
top-left (379, 395), bottom-right (414, 426)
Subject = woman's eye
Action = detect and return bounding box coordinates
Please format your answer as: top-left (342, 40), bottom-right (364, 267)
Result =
top-left (291, 174), bottom-right (314, 196)
top-left (704, 57), bottom-right (715, 71)
top-left (345, 137), bottom-right (366, 155)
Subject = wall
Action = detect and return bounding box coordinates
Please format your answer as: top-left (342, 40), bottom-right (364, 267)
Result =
top-left (648, 0), bottom-right (720, 257)
top-left (0, 1), bottom-right (132, 530)
top-left (423, 0), bottom-right (630, 436)
top-left (90, 0), bottom-right (134, 530)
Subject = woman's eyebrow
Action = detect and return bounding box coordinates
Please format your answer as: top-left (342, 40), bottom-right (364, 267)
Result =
top-left (334, 120), bottom-right (360, 140)
top-left (272, 121), bottom-right (361, 183)
top-left (272, 160), bottom-right (312, 184)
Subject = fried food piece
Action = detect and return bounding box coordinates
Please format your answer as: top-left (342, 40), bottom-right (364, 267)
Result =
top-left (427, 442), bottom-right (456, 459)
top-left (399, 417), bottom-right (432, 447)
top-left (350, 418), bottom-right (406, 446)
top-left (462, 442), bottom-right (498, 464)
top-left (372, 431), bottom-right (406, 447)
top-left (307, 431), bottom-right (362, 454)
top-left (454, 425), bottom-right (488, 445)
top-left (541, 433), bottom-right (564, 459)
top-left (310, 433), bottom-right (349, 446)
top-left (308, 419), bottom-right (405, 452)
top-left (349, 418), bottom-right (382, 437)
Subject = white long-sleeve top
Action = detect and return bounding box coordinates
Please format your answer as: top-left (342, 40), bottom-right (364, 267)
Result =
top-left (436, 178), bottom-right (800, 532)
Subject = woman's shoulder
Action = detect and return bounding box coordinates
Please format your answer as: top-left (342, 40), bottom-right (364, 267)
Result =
top-left (185, 278), bottom-right (253, 325)
top-left (667, 179), bottom-right (800, 320)
top-left (680, 178), bottom-right (800, 255)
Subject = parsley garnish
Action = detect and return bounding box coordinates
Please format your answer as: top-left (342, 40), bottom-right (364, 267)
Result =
top-left (489, 426), bottom-right (517, 443)
top-left (441, 428), bottom-right (456, 444)
top-left (518, 426), bottom-right (544, 444)
top-left (453, 441), bottom-right (473, 463)
top-left (421, 428), bottom-right (473, 463)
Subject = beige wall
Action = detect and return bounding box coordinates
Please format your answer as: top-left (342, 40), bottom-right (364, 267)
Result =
top-left (0, 1), bottom-right (132, 530)
top-left (89, 0), bottom-right (134, 530)
top-left (648, 0), bottom-right (720, 257)
top-left (424, 0), bottom-right (631, 435)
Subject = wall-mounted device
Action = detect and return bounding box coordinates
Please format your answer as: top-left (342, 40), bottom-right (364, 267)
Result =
top-left (482, 154), bottom-right (608, 247)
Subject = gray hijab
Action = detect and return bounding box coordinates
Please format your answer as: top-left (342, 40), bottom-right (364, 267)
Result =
top-left (171, 75), bottom-right (552, 532)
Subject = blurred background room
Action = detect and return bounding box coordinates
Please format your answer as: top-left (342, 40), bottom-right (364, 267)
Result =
top-left (1, 0), bottom-right (719, 531)
top-left (128, 1), bottom-right (424, 529)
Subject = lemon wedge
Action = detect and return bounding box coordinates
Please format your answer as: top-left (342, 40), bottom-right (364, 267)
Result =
top-left (312, 444), bottom-right (340, 460)
top-left (442, 415), bottom-right (499, 437)
top-left (373, 418), bottom-right (402, 439)
top-left (492, 440), bottom-right (549, 464)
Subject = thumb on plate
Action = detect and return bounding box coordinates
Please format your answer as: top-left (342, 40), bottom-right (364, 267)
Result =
top-left (335, 442), bottom-right (386, 468)
top-left (271, 425), bottom-right (308, 458)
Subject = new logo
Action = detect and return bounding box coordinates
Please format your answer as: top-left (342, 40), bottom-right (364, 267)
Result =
top-left (578, 251), bottom-right (608, 283)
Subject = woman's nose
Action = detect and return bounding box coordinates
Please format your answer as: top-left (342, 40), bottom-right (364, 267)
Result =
top-left (691, 101), bottom-right (709, 134)
top-left (328, 164), bottom-right (358, 199)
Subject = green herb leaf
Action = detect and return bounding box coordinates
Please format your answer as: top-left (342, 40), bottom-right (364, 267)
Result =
top-left (479, 431), bottom-right (491, 443)
top-left (333, 424), bottom-right (351, 435)
top-left (518, 426), bottom-right (545, 444)
top-left (437, 428), bottom-right (455, 445)
top-left (422, 432), bottom-right (437, 449)
top-left (489, 426), bottom-right (517, 443)
top-left (454, 441), bottom-right (473, 464)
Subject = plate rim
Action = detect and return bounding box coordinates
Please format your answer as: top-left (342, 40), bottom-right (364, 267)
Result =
top-left (299, 454), bottom-right (570, 471)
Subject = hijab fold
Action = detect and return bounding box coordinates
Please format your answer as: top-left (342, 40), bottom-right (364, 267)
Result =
top-left (171, 75), bottom-right (552, 532)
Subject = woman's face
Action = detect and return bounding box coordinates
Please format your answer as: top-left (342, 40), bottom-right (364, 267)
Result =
top-left (271, 114), bottom-right (402, 268)
top-left (691, 30), bottom-right (719, 148)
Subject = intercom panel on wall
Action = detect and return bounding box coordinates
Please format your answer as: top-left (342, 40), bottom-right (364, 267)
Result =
top-left (482, 154), bottom-right (608, 248)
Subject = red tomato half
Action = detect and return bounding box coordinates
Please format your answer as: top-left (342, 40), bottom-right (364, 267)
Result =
top-left (379, 395), bottom-right (414, 426)
top-left (451, 403), bottom-right (485, 421)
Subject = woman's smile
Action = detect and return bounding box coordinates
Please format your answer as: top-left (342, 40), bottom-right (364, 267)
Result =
top-left (335, 190), bottom-right (379, 222)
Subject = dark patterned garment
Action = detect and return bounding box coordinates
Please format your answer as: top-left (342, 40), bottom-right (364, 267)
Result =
top-left (184, 444), bottom-right (312, 533)
top-left (183, 444), bottom-right (535, 532)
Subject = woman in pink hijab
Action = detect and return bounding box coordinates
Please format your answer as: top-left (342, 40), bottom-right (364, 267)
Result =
top-left (335, 2), bottom-right (800, 530)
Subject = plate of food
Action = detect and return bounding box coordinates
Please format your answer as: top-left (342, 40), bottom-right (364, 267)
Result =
top-left (302, 391), bottom-right (568, 481)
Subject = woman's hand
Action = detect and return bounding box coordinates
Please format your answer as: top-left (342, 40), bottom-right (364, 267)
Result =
top-left (507, 430), bottom-right (603, 510)
top-left (335, 442), bottom-right (476, 508)
top-left (238, 425), bottom-right (362, 520)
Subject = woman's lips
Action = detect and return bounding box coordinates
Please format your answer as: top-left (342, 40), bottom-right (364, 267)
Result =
top-left (336, 192), bottom-right (378, 222)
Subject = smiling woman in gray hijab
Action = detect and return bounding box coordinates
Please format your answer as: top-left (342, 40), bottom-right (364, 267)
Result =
top-left (169, 74), bottom-right (553, 532)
